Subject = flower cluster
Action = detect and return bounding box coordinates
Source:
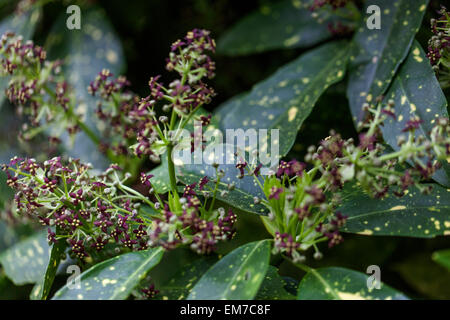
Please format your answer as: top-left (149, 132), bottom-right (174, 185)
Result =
top-left (0, 32), bottom-right (79, 143)
top-left (2, 156), bottom-right (236, 259)
top-left (128, 29), bottom-right (216, 160)
top-left (239, 99), bottom-right (450, 262)
top-left (428, 5), bottom-right (450, 88)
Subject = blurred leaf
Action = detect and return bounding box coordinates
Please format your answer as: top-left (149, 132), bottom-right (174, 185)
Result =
top-left (187, 240), bottom-right (271, 300)
top-left (45, 7), bottom-right (125, 168)
top-left (347, 0), bottom-right (429, 123)
top-left (53, 247), bottom-right (163, 300)
top-left (339, 183), bottom-right (450, 238)
top-left (432, 250), bottom-right (450, 271)
top-left (0, 230), bottom-right (50, 285)
top-left (297, 267), bottom-right (408, 300)
top-left (382, 41), bottom-right (450, 187)
top-left (0, 8), bottom-right (41, 110)
top-left (395, 253), bottom-right (450, 299)
top-left (157, 256), bottom-right (217, 300)
top-left (255, 266), bottom-right (295, 300)
top-left (0, 221), bottom-right (18, 253)
top-left (217, 0), bottom-right (352, 56)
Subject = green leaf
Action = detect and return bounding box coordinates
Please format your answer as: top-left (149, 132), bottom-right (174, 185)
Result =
top-left (0, 230), bottom-right (50, 285)
top-left (187, 240), bottom-right (271, 300)
top-left (0, 8), bottom-right (41, 110)
top-left (432, 250), bottom-right (450, 271)
top-left (217, 0), bottom-right (349, 56)
top-left (216, 40), bottom-right (350, 157)
top-left (255, 266), bottom-right (295, 300)
top-left (339, 183), bottom-right (450, 238)
top-left (148, 155), bottom-right (171, 194)
top-left (347, 0), bottom-right (429, 123)
top-left (45, 6), bottom-right (125, 168)
top-left (33, 238), bottom-right (67, 300)
top-left (157, 257), bottom-right (217, 300)
top-left (297, 267), bottom-right (408, 300)
top-left (381, 41), bottom-right (450, 187)
top-left (53, 247), bottom-right (164, 300)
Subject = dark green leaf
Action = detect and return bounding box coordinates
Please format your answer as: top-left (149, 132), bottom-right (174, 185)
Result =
top-left (297, 267), bottom-right (408, 300)
top-left (0, 230), bottom-right (50, 285)
top-left (381, 41), bottom-right (450, 187)
top-left (432, 250), bottom-right (450, 271)
top-left (53, 247), bottom-right (164, 300)
top-left (339, 183), bottom-right (450, 238)
top-left (45, 7), bottom-right (125, 168)
top-left (157, 257), bottom-right (217, 300)
top-left (347, 0), bottom-right (429, 123)
top-left (255, 266), bottom-right (295, 300)
top-left (217, 0), bottom-right (352, 55)
top-left (187, 240), bottom-right (271, 300)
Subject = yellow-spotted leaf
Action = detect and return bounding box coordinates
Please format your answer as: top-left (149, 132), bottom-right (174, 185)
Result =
top-left (297, 267), bottom-right (408, 300)
top-left (381, 41), bottom-right (450, 187)
top-left (217, 0), bottom-right (355, 56)
top-left (432, 250), bottom-right (450, 271)
top-left (53, 247), bottom-right (164, 300)
top-left (339, 183), bottom-right (450, 238)
top-left (0, 231), bottom-right (50, 285)
top-left (347, 0), bottom-right (429, 123)
top-left (187, 240), bottom-right (271, 300)
top-left (216, 40), bottom-right (350, 158)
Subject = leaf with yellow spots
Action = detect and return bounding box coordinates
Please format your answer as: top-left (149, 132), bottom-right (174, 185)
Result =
top-left (0, 231), bottom-right (51, 285)
top-left (187, 240), bottom-right (271, 300)
top-left (216, 40), bottom-right (350, 157)
top-left (52, 247), bottom-right (163, 300)
top-left (338, 183), bottom-right (450, 238)
top-left (382, 41), bottom-right (450, 187)
top-left (44, 6), bottom-right (125, 169)
top-left (347, 0), bottom-right (429, 123)
top-left (297, 267), bottom-right (408, 300)
top-left (432, 250), bottom-right (450, 271)
top-left (217, 0), bottom-right (355, 56)
top-left (0, 7), bottom-right (42, 110)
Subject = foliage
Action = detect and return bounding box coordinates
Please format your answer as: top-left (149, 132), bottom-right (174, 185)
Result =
top-left (0, 0), bottom-right (449, 301)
